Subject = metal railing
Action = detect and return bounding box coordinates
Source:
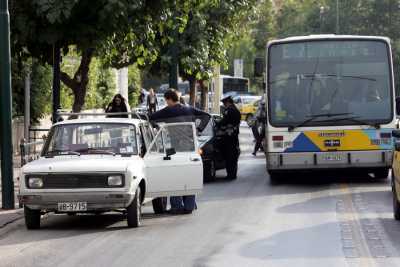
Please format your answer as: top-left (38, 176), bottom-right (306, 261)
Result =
top-left (56, 111), bottom-right (150, 121)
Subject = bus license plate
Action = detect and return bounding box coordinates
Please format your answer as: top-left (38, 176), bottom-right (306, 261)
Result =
top-left (58, 202), bottom-right (87, 212)
top-left (323, 154), bottom-right (342, 161)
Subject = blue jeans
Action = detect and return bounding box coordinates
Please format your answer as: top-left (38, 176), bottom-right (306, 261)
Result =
top-left (170, 195), bottom-right (196, 211)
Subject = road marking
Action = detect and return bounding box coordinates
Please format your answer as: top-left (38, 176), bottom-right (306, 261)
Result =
top-left (337, 184), bottom-right (377, 267)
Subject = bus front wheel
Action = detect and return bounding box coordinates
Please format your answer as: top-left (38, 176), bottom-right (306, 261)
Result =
top-left (373, 168), bottom-right (389, 179)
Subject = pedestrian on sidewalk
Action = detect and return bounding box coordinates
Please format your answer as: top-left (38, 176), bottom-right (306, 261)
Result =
top-left (147, 88), bottom-right (158, 114)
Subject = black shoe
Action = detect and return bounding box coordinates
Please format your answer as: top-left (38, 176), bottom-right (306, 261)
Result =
top-left (167, 209), bottom-right (185, 215)
top-left (183, 209), bottom-right (193, 214)
top-left (252, 152), bottom-right (256, 156)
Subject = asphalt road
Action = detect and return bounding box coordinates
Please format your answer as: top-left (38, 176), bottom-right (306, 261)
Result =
top-left (2, 127), bottom-right (400, 267)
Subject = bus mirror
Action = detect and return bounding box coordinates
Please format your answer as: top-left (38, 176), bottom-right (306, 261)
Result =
top-left (254, 58), bottom-right (264, 77)
top-left (396, 97), bottom-right (400, 115)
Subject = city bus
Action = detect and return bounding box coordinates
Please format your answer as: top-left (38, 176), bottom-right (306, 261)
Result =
top-left (264, 35), bottom-right (396, 181)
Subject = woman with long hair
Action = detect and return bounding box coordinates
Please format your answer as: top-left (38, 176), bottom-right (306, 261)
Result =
top-left (105, 94), bottom-right (129, 118)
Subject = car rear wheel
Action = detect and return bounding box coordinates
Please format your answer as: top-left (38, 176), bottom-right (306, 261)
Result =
top-left (393, 180), bottom-right (400, 220)
top-left (24, 206), bottom-right (41, 230)
top-left (127, 187), bottom-right (141, 228)
top-left (374, 168), bottom-right (389, 179)
top-left (152, 197), bottom-right (167, 214)
top-left (203, 160), bottom-right (216, 183)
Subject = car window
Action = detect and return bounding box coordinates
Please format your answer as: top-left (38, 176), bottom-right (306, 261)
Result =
top-left (44, 123), bottom-right (138, 156)
top-left (162, 124), bottom-right (196, 152)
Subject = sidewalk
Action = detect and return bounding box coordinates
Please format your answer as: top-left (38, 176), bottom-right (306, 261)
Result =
top-left (0, 208), bottom-right (23, 229)
top-left (0, 157), bottom-right (23, 231)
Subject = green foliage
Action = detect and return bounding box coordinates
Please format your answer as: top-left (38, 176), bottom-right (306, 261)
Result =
top-left (11, 59), bottom-right (52, 123)
top-left (273, 0), bottom-right (400, 93)
top-left (128, 64), bottom-right (142, 108)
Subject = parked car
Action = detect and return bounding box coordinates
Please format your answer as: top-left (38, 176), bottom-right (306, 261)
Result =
top-left (232, 95), bottom-right (262, 126)
top-left (19, 116), bottom-right (203, 229)
top-left (197, 114), bottom-right (226, 182)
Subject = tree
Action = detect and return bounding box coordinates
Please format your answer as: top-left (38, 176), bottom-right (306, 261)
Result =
top-left (10, 0), bottom-right (176, 112)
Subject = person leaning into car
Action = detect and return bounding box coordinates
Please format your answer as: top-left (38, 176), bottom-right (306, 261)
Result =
top-left (150, 89), bottom-right (210, 215)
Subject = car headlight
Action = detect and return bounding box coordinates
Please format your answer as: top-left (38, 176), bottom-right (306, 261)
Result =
top-left (108, 175), bottom-right (123, 186)
top-left (28, 177), bottom-right (44, 188)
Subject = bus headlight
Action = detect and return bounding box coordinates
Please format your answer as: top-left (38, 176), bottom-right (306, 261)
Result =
top-left (28, 177), bottom-right (44, 188)
top-left (108, 175), bottom-right (123, 186)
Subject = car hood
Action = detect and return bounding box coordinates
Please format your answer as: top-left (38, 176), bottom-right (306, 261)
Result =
top-left (22, 156), bottom-right (135, 174)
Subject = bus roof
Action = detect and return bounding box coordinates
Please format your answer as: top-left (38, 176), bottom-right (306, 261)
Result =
top-left (268, 35), bottom-right (391, 46)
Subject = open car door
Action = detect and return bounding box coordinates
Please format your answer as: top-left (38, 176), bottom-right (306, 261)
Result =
top-left (144, 122), bottom-right (203, 197)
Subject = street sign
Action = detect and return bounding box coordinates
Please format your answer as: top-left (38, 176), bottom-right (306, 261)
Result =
top-left (234, 59), bottom-right (243, 78)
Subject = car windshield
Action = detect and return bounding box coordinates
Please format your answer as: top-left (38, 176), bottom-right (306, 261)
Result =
top-left (268, 40), bottom-right (393, 127)
top-left (242, 97), bottom-right (260, 105)
top-left (43, 123), bottom-right (138, 156)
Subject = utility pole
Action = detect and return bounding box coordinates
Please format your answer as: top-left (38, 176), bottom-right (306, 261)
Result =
top-left (52, 44), bottom-right (61, 124)
top-left (24, 71), bottom-right (31, 140)
top-left (169, 33), bottom-right (179, 90)
top-left (0, 0), bottom-right (15, 209)
top-left (336, 0), bottom-right (340, 34)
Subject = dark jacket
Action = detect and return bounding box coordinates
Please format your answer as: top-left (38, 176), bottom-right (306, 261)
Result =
top-left (105, 103), bottom-right (128, 118)
top-left (217, 104), bottom-right (241, 137)
top-left (150, 104), bottom-right (210, 131)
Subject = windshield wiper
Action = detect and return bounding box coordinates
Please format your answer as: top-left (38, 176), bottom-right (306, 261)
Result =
top-left (288, 113), bottom-right (353, 131)
top-left (76, 148), bottom-right (116, 156)
top-left (323, 116), bottom-right (381, 129)
top-left (45, 150), bottom-right (81, 158)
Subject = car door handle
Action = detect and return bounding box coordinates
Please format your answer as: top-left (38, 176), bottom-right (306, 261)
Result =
top-left (190, 157), bottom-right (201, 162)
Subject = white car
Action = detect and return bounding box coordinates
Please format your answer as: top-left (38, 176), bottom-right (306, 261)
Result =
top-left (19, 117), bottom-right (203, 229)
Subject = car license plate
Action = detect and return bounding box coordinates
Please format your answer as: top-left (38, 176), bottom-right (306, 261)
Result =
top-left (58, 202), bottom-right (87, 212)
top-left (323, 154), bottom-right (342, 161)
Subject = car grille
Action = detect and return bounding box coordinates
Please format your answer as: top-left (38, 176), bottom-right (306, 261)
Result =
top-left (26, 174), bottom-right (124, 189)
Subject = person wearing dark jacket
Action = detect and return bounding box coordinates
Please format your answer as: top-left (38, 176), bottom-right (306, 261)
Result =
top-left (105, 94), bottom-right (129, 118)
top-left (150, 89), bottom-right (210, 215)
top-left (216, 95), bottom-right (241, 179)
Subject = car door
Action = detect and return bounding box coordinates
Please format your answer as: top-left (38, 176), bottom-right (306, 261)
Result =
top-left (144, 122), bottom-right (203, 197)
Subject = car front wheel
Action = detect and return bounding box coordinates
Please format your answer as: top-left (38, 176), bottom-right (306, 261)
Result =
top-left (127, 187), bottom-right (142, 228)
top-left (24, 206), bottom-right (41, 229)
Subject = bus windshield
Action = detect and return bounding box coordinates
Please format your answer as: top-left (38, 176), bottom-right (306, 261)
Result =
top-left (268, 40), bottom-right (393, 127)
top-left (223, 77), bottom-right (249, 94)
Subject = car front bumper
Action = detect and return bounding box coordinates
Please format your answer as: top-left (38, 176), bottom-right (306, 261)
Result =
top-left (20, 191), bottom-right (135, 211)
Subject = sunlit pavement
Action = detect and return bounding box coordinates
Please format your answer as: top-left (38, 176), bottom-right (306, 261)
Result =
top-left (1, 126), bottom-right (400, 267)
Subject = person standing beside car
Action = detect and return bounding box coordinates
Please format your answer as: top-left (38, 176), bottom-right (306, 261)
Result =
top-left (147, 88), bottom-right (158, 115)
top-left (150, 89), bottom-right (210, 215)
top-left (217, 95), bottom-right (241, 180)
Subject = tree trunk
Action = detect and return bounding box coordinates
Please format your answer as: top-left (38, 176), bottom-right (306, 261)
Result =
top-left (60, 48), bottom-right (94, 113)
top-left (188, 76), bottom-right (196, 107)
top-left (199, 80), bottom-right (208, 111)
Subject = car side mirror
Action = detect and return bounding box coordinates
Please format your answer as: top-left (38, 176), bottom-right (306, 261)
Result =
top-left (164, 148), bottom-right (176, 160)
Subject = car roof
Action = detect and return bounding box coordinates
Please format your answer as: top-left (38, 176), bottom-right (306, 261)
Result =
top-left (53, 118), bottom-right (143, 127)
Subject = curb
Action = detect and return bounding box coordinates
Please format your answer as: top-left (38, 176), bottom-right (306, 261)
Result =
top-left (0, 209), bottom-right (24, 237)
